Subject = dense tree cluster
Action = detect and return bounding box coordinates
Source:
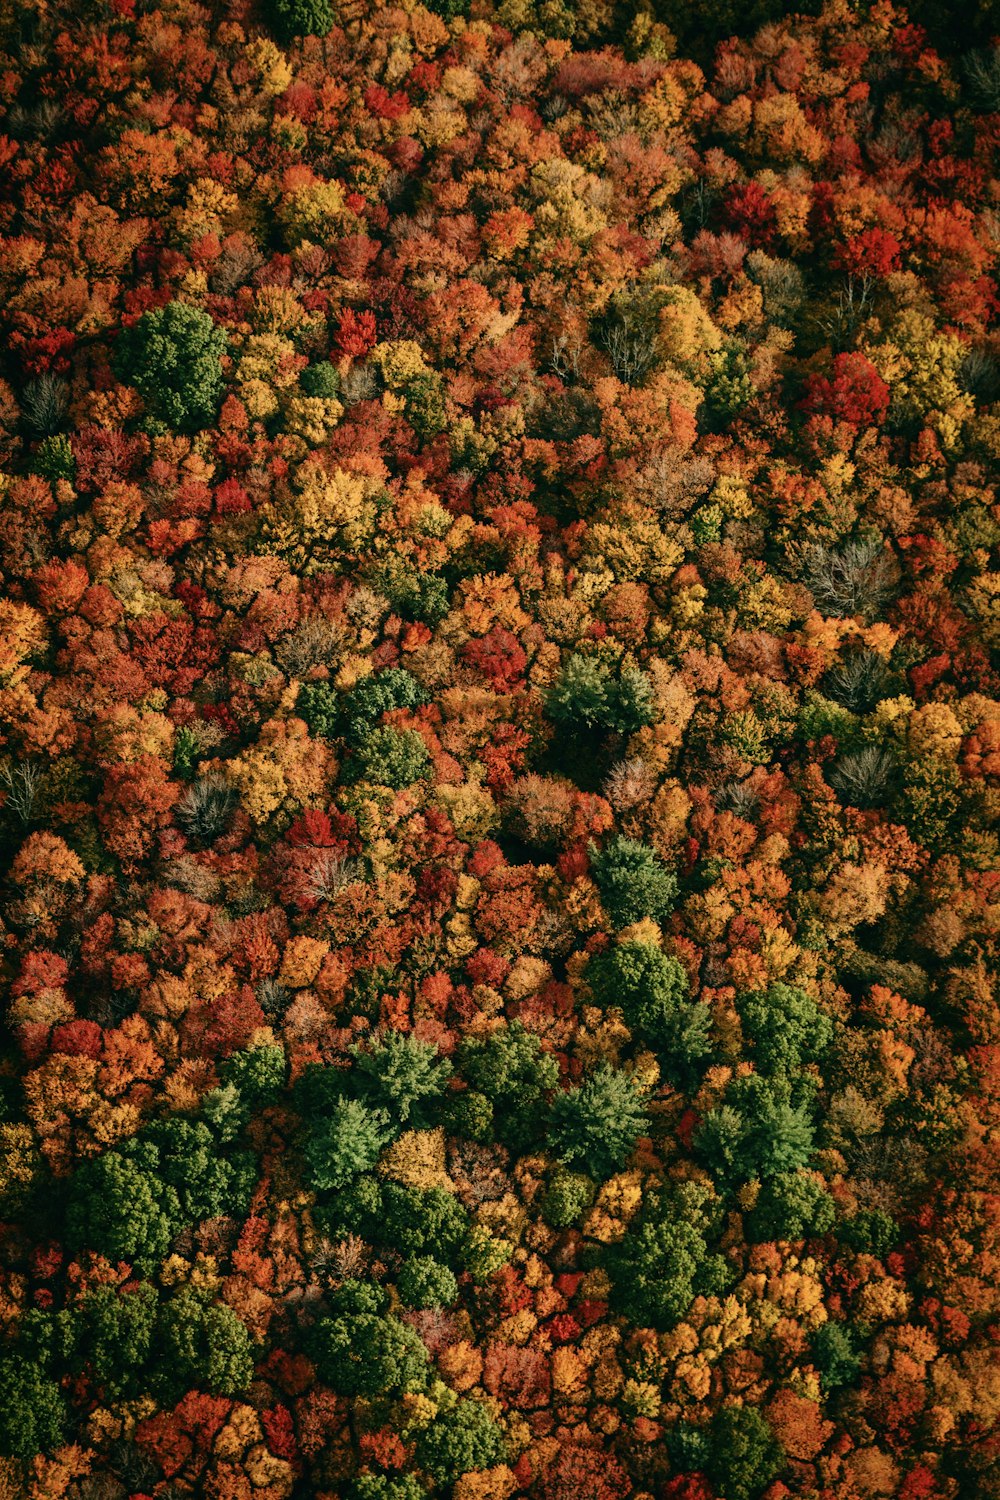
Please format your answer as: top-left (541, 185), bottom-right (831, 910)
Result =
top-left (0, 0), bottom-right (998, 1496)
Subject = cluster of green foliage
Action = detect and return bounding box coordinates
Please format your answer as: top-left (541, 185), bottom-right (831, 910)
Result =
top-left (547, 654), bottom-right (657, 737)
top-left (113, 301), bottom-right (228, 433)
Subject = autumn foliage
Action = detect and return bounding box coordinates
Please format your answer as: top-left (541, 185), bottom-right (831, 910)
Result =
top-left (0, 0), bottom-right (998, 1497)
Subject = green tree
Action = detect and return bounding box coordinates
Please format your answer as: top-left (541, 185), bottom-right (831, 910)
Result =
top-left (546, 654), bottom-right (656, 737)
top-left (442, 1088), bottom-right (494, 1143)
top-left (299, 667), bottom-right (434, 747)
top-left (705, 1405), bottom-right (784, 1500)
top-left (201, 1081), bottom-right (247, 1144)
top-left (297, 682), bottom-right (340, 741)
top-left (737, 982), bottom-right (833, 1078)
top-left (746, 1169), bottom-right (836, 1243)
top-left (415, 1399), bottom-right (505, 1486)
top-left (404, 372), bottom-right (447, 440)
top-left (67, 1146), bottom-right (182, 1274)
top-left (328, 1279), bottom-right (388, 1317)
top-left (398, 1256), bottom-right (459, 1310)
top-left (75, 1284), bottom-right (159, 1397)
top-left (310, 1311), bottom-right (428, 1397)
top-left (313, 1172), bottom-right (383, 1241)
top-left (547, 1064), bottom-right (647, 1179)
top-left (590, 836), bottom-right (679, 928)
top-left (421, 0), bottom-right (469, 18)
top-left (346, 727), bottom-right (431, 789)
top-left (379, 1183), bottom-right (470, 1263)
top-left (587, 941), bottom-right (712, 1086)
top-left (374, 563), bottom-right (451, 627)
top-left (156, 1291), bottom-right (254, 1399)
top-left (0, 1358), bottom-right (66, 1458)
top-left (704, 339), bottom-right (755, 426)
top-left (348, 1477), bottom-right (427, 1500)
top-left (695, 1075), bottom-right (815, 1188)
top-left (305, 1098), bottom-right (392, 1193)
top-left (113, 301), bottom-right (228, 432)
top-left (222, 1042), bottom-right (288, 1110)
top-left (267, 0), bottom-right (335, 42)
top-left (811, 1320), bottom-right (862, 1391)
top-left (301, 360), bottom-right (340, 398)
top-left (352, 1032), bottom-right (452, 1127)
top-left (32, 433), bottom-right (74, 483)
top-left (607, 1185), bottom-right (730, 1331)
top-left (457, 1022), bottom-right (558, 1151)
top-left (541, 1168), bottom-right (596, 1229)
top-left (344, 668), bottom-right (427, 738)
top-left (839, 1208), bottom-right (898, 1258)
top-left (144, 1118), bottom-right (255, 1224)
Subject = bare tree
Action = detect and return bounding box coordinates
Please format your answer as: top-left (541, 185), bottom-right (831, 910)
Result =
top-left (829, 745), bottom-right (895, 808)
top-left (964, 45), bottom-right (1000, 111)
top-left (0, 762), bottom-right (41, 824)
top-left (21, 374), bottom-right (69, 436)
top-left (598, 300), bottom-right (659, 385)
top-left (307, 849), bottom-right (363, 904)
top-left (175, 774), bottom-right (238, 846)
top-left (804, 539), bottom-right (899, 621)
top-left (823, 650), bottom-right (894, 713)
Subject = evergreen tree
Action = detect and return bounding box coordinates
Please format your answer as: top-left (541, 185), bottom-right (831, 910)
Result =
top-left (113, 301), bottom-right (228, 432)
top-left (547, 1063), bottom-right (647, 1179)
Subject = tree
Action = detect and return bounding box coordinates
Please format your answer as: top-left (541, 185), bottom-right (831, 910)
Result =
top-left (803, 539), bottom-right (898, 622)
top-left (0, 1358), bottom-right (66, 1458)
top-left (811, 1321), bottom-right (862, 1391)
top-left (222, 1042), bottom-right (288, 1110)
top-left (541, 1168), bottom-right (596, 1228)
top-left (839, 1208), bottom-right (898, 1257)
top-left (144, 1118), bottom-right (256, 1225)
top-left (415, 1398), bottom-right (505, 1486)
top-left (607, 1186), bottom-right (730, 1331)
top-left (590, 836), bottom-right (679, 928)
top-left (156, 1291), bottom-right (254, 1399)
top-left (538, 1444), bottom-right (631, 1500)
top-left (348, 1478), bottom-right (427, 1500)
top-left (352, 1032), bottom-right (453, 1127)
top-left (305, 1098), bottom-right (392, 1193)
top-left (300, 668), bottom-right (427, 746)
top-left (113, 301), bottom-right (228, 432)
top-left (379, 1183), bottom-right (471, 1264)
top-left (598, 287), bottom-right (661, 386)
top-left (587, 942), bottom-right (711, 1086)
top-left (704, 1406), bottom-right (784, 1500)
top-left (67, 1147), bottom-right (182, 1273)
top-left (310, 1310), bottom-right (428, 1397)
top-left (829, 746), bottom-right (896, 809)
top-left (420, 0), bottom-right (470, 21)
top-left (746, 1169), bottom-right (835, 1242)
top-left (398, 1255), bottom-right (459, 1309)
top-left (546, 654), bottom-right (656, 737)
top-left (800, 353), bottom-right (890, 428)
top-left (301, 360), bottom-right (341, 397)
top-left (175, 774), bottom-right (238, 846)
top-left (547, 1064), bottom-right (647, 1179)
top-left (345, 727), bottom-right (431, 790)
top-left (695, 1076), bottom-right (815, 1189)
top-left (704, 339), bottom-right (755, 425)
top-left (443, 1089), bottom-right (495, 1143)
top-left (736, 982), bottom-right (833, 1078)
top-left (457, 1022), bottom-right (559, 1151)
top-left (75, 1284), bottom-right (159, 1397)
top-left (823, 649), bottom-right (896, 713)
top-left (267, 0), bottom-right (335, 41)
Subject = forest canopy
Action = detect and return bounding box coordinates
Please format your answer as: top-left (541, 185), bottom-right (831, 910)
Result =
top-left (0, 0), bottom-right (998, 1497)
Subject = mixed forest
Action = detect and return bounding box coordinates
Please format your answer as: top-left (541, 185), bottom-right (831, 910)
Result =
top-left (0, 0), bottom-right (999, 1496)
